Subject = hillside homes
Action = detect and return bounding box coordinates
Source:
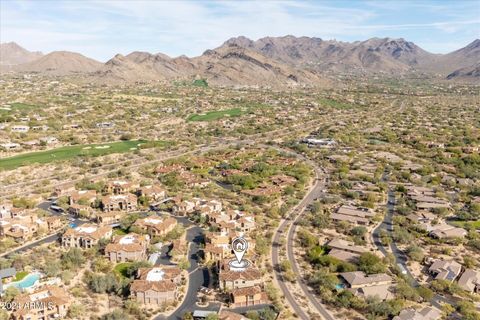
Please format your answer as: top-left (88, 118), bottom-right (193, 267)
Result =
top-left (62, 224), bottom-right (112, 248)
top-left (331, 205), bottom-right (376, 226)
top-left (326, 238), bottom-right (368, 263)
top-left (339, 271), bottom-right (394, 300)
top-left (10, 286), bottom-right (71, 320)
top-left (130, 266), bottom-right (182, 305)
top-left (133, 216), bottom-right (177, 237)
top-left (105, 233), bottom-right (150, 263)
top-left (393, 307), bottom-right (441, 320)
top-left (101, 194), bottom-right (138, 212)
top-left (428, 259), bottom-right (462, 281)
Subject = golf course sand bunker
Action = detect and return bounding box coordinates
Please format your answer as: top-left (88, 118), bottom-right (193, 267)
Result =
top-left (95, 145), bottom-right (111, 149)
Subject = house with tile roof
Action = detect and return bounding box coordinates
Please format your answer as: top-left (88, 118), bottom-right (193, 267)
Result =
top-left (105, 233), bottom-right (150, 263)
top-left (61, 224), bottom-right (112, 248)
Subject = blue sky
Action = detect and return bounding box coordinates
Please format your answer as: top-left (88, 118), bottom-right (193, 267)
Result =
top-left (1, 0), bottom-right (479, 62)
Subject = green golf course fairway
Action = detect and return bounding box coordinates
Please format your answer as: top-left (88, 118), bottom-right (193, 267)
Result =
top-left (0, 140), bottom-right (168, 170)
top-left (187, 108), bottom-right (245, 121)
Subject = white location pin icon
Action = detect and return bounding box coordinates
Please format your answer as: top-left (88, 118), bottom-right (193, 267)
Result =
top-left (231, 237), bottom-right (248, 264)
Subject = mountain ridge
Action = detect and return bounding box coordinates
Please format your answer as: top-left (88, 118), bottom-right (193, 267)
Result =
top-left (1, 37), bottom-right (478, 85)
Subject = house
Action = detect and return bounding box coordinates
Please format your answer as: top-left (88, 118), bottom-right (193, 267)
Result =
top-left (428, 259), bottom-right (462, 281)
top-left (104, 180), bottom-right (139, 194)
top-left (68, 190), bottom-right (97, 205)
top-left (301, 137), bottom-right (336, 148)
top-left (44, 216), bottom-right (62, 231)
top-left (170, 239), bottom-right (188, 261)
top-left (331, 205), bottom-right (375, 225)
top-left (230, 285), bottom-right (268, 307)
top-left (172, 198), bottom-right (199, 216)
top-left (427, 224), bottom-right (467, 239)
top-left (457, 269), bottom-right (480, 293)
top-left (39, 136), bottom-right (59, 145)
top-left (130, 266), bottom-right (181, 305)
top-left (0, 202), bottom-right (13, 219)
top-left (219, 265), bottom-right (263, 290)
top-left (101, 194), bottom-right (138, 212)
top-left (326, 238), bottom-right (367, 262)
top-left (62, 224), bottom-right (112, 248)
top-left (137, 266), bottom-right (182, 284)
top-left (0, 142), bottom-right (20, 150)
top-left (393, 307), bottom-right (442, 320)
top-left (138, 185), bottom-right (167, 201)
top-left (10, 286), bottom-right (71, 320)
top-left (219, 310), bottom-right (249, 320)
top-left (133, 216), bottom-right (177, 237)
top-left (339, 271), bottom-right (393, 300)
top-left (105, 233), bottom-right (150, 263)
top-left (10, 125), bottom-right (29, 133)
top-left (96, 211), bottom-right (125, 225)
top-left (68, 204), bottom-right (93, 218)
top-left (203, 243), bottom-right (227, 263)
top-left (0, 215), bottom-right (38, 242)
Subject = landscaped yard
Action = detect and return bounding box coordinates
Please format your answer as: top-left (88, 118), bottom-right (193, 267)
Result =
top-left (187, 108), bottom-right (246, 121)
top-left (114, 262), bottom-right (133, 278)
top-left (0, 140), bottom-right (169, 170)
top-left (13, 271), bottom-right (29, 282)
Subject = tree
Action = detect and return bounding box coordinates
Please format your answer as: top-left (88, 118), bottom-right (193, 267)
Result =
top-left (297, 228), bottom-right (317, 248)
top-left (3, 286), bottom-right (20, 302)
top-left (124, 261), bottom-right (152, 278)
top-left (416, 286), bottom-right (434, 302)
top-left (395, 281), bottom-right (420, 302)
top-left (182, 313), bottom-right (194, 320)
top-left (351, 226), bottom-right (367, 237)
top-left (100, 309), bottom-right (130, 320)
top-left (178, 258), bottom-right (191, 270)
top-left (258, 308), bottom-right (277, 320)
top-left (406, 245), bottom-right (424, 262)
top-left (61, 248), bottom-right (86, 270)
top-left (358, 252), bottom-right (386, 274)
top-left (67, 304), bottom-right (85, 319)
top-left (43, 260), bottom-right (61, 277)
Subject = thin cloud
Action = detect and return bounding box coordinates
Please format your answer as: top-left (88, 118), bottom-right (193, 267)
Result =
top-left (1, 0), bottom-right (478, 61)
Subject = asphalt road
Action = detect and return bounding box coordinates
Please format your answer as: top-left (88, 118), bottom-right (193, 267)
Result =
top-left (156, 221), bottom-right (220, 320)
top-left (1, 200), bottom-right (86, 258)
top-left (371, 181), bottom-right (456, 310)
top-left (271, 157), bottom-right (335, 320)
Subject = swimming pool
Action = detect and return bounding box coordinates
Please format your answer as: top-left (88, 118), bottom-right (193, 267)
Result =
top-left (335, 283), bottom-right (345, 290)
top-left (6, 273), bottom-right (41, 290)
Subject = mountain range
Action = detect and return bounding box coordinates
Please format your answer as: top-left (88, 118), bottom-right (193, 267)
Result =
top-left (1, 37), bottom-right (479, 86)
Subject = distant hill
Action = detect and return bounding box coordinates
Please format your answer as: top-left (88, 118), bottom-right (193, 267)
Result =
top-left (12, 51), bottom-right (102, 75)
top-left (447, 63), bottom-right (480, 80)
top-left (2, 38), bottom-right (479, 85)
top-left (0, 42), bottom-right (43, 65)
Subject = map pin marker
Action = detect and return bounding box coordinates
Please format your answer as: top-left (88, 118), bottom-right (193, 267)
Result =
top-left (232, 236), bottom-right (248, 264)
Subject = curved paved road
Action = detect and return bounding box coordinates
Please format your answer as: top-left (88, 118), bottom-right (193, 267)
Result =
top-left (271, 155), bottom-right (335, 320)
top-left (372, 179), bottom-right (456, 310)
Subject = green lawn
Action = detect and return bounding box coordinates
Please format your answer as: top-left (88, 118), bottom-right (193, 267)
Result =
top-left (187, 108), bottom-right (246, 122)
top-left (0, 103), bottom-right (39, 113)
top-left (113, 229), bottom-right (128, 236)
top-left (192, 79), bottom-right (208, 87)
top-left (114, 262), bottom-right (132, 278)
top-left (450, 220), bottom-right (480, 230)
top-left (318, 98), bottom-right (354, 109)
top-left (13, 271), bottom-right (29, 282)
top-left (0, 140), bottom-right (169, 170)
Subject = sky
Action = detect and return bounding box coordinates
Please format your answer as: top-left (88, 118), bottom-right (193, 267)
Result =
top-left (1, 0), bottom-right (479, 62)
